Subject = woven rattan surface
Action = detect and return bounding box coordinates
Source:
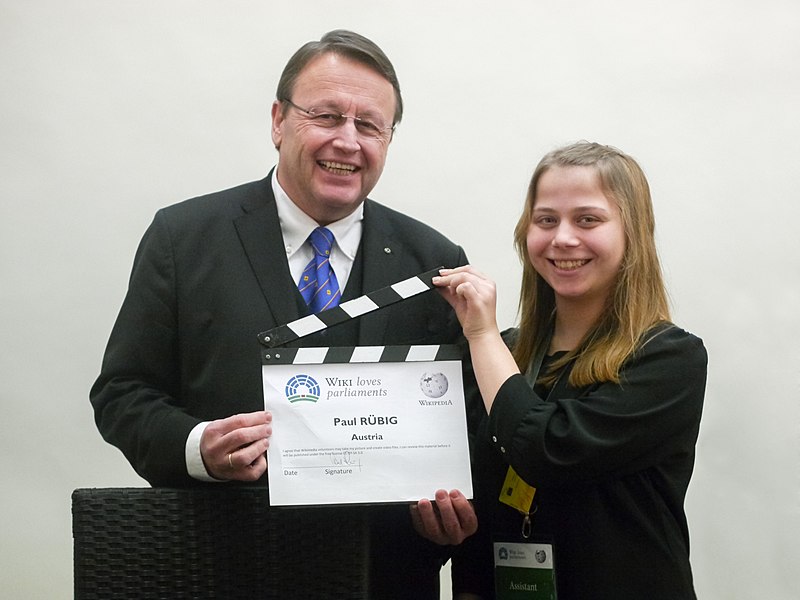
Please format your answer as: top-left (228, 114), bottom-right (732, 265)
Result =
top-left (72, 487), bottom-right (369, 599)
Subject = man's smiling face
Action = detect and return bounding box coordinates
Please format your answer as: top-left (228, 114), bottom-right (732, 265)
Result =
top-left (271, 52), bottom-right (396, 225)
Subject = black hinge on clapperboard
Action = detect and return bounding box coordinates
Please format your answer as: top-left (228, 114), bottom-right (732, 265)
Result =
top-left (257, 267), bottom-right (461, 363)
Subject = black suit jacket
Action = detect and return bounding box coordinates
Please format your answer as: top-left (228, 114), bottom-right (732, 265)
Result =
top-left (91, 174), bottom-right (469, 598)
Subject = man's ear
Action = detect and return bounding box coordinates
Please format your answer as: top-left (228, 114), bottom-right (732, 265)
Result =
top-left (270, 100), bottom-right (283, 150)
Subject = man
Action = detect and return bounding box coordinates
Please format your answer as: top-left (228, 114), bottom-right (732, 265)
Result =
top-left (91, 30), bottom-right (472, 598)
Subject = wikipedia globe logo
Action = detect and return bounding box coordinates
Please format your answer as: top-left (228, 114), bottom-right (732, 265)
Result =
top-left (285, 374), bottom-right (321, 403)
top-left (419, 372), bottom-right (448, 399)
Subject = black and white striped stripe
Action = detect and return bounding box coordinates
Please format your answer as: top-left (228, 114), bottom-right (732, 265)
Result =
top-left (261, 344), bottom-right (460, 365)
top-left (258, 267), bottom-right (442, 348)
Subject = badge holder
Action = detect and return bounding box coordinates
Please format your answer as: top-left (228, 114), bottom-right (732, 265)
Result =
top-left (494, 466), bottom-right (557, 598)
top-left (493, 337), bottom-right (561, 598)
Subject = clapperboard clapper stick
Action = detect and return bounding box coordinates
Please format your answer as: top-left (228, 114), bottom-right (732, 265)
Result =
top-left (258, 267), bottom-right (444, 348)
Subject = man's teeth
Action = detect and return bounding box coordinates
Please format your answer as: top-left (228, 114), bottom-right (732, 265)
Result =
top-left (320, 161), bottom-right (356, 174)
top-left (554, 260), bottom-right (588, 270)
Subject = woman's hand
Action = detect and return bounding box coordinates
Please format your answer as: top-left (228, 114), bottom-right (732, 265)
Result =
top-left (433, 266), bottom-right (499, 341)
top-left (434, 266), bottom-right (520, 412)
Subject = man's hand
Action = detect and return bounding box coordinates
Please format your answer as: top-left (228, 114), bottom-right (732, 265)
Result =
top-left (200, 411), bottom-right (272, 481)
top-left (410, 489), bottom-right (478, 545)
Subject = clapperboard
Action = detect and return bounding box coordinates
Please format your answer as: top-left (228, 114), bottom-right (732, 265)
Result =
top-left (258, 268), bottom-right (474, 506)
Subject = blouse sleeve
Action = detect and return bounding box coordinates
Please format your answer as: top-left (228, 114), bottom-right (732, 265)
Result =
top-left (486, 325), bottom-right (707, 488)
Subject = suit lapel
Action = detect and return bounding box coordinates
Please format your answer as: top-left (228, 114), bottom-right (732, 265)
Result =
top-left (232, 191), bottom-right (416, 343)
top-left (357, 200), bottom-right (402, 345)
top-left (233, 176), bottom-right (304, 329)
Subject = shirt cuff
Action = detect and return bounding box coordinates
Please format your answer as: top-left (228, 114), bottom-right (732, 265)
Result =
top-left (185, 421), bottom-right (223, 482)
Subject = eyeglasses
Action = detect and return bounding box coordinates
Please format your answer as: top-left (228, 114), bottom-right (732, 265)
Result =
top-left (281, 98), bottom-right (395, 142)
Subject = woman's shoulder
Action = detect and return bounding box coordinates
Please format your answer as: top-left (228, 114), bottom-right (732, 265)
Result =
top-left (500, 322), bottom-right (707, 365)
top-left (639, 321), bottom-right (707, 364)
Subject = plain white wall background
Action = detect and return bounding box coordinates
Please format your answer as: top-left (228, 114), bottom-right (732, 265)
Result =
top-left (2, 1), bottom-right (798, 598)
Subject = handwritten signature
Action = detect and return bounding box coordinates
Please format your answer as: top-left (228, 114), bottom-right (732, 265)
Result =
top-left (330, 451), bottom-right (362, 470)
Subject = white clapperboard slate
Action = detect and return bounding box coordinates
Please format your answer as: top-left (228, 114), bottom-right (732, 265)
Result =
top-left (258, 267), bottom-right (473, 506)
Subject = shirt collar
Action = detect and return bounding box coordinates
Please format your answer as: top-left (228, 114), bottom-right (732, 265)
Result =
top-left (271, 170), bottom-right (363, 261)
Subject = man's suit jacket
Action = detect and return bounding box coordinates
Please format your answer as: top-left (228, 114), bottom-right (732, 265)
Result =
top-left (90, 174), bottom-right (469, 598)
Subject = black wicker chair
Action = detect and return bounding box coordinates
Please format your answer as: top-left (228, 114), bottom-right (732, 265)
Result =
top-left (72, 487), bottom-right (369, 599)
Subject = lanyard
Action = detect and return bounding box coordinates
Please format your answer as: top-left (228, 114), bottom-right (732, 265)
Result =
top-left (523, 331), bottom-right (552, 388)
top-left (502, 329), bottom-right (571, 538)
top-left (499, 332), bottom-right (552, 538)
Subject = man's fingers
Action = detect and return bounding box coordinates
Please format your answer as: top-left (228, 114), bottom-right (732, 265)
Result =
top-left (204, 411), bottom-right (272, 451)
top-left (219, 420), bottom-right (272, 451)
top-left (224, 438), bottom-right (269, 481)
top-left (411, 498), bottom-right (447, 545)
top-left (447, 490), bottom-right (478, 537)
top-left (227, 437), bottom-right (270, 468)
top-left (410, 490), bottom-right (478, 546)
top-left (432, 489), bottom-right (459, 536)
top-left (200, 411), bottom-right (272, 480)
top-left (210, 410), bottom-right (271, 435)
top-left (418, 497), bottom-right (446, 538)
top-left (433, 489), bottom-right (474, 543)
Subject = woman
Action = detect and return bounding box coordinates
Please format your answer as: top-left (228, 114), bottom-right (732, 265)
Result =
top-left (429, 142), bottom-right (707, 599)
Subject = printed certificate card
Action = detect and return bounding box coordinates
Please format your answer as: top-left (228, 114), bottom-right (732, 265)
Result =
top-left (261, 344), bottom-right (473, 506)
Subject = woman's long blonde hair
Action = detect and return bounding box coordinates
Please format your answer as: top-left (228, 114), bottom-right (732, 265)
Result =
top-left (512, 142), bottom-right (670, 386)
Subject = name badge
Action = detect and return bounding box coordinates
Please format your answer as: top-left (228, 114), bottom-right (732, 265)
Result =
top-left (494, 541), bottom-right (557, 599)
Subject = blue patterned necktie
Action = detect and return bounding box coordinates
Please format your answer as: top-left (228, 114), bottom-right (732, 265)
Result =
top-left (298, 227), bottom-right (341, 313)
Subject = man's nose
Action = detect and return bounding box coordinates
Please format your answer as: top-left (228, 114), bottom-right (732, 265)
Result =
top-left (331, 118), bottom-right (361, 150)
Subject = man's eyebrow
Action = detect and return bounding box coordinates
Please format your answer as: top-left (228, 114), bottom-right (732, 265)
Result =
top-left (310, 101), bottom-right (385, 119)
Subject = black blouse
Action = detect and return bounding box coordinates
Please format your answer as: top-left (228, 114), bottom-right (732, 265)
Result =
top-left (452, 324), bottom-right (707, 600)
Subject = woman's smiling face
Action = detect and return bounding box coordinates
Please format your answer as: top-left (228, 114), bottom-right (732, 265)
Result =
top-left (526, 165), bottom-right (626, 309)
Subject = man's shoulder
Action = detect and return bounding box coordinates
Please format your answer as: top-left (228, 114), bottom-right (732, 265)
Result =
top-left (364, 199), bottom-right (459, 249)
top-left (159, 177), bottom-right (272, 220)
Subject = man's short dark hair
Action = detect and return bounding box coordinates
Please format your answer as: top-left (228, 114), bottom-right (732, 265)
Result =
top-left (276, 29), bottom-right (403, 125)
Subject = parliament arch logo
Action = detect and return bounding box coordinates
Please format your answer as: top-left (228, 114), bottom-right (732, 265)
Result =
top-left (285, 374), bottom-right (321, 403)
